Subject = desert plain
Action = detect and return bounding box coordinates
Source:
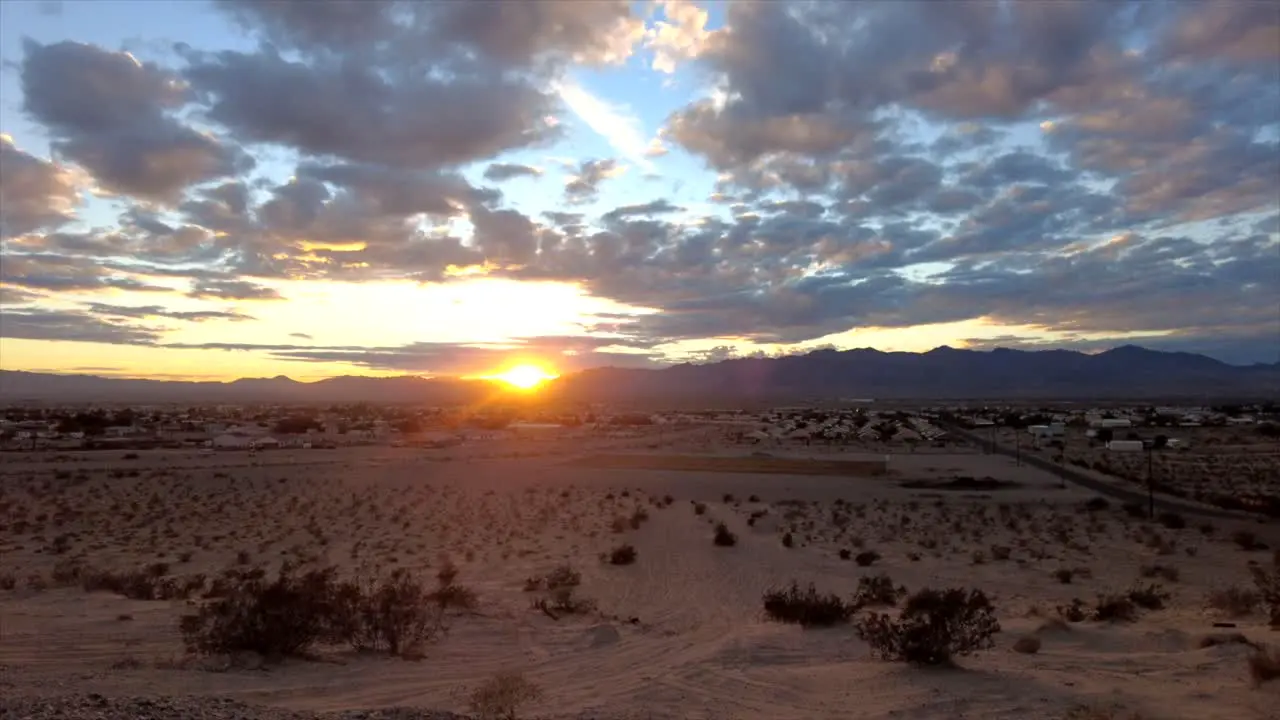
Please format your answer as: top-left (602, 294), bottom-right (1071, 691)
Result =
top-left (2, 426), bottom-right (1278, 720)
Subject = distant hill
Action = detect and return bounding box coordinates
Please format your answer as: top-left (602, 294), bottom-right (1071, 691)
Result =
top-left (0, 345), bottom-right (1276, 404)
top-left (546, 345), bottom-right (1280, 403)
top-left (0, 371), bottom-right (498, 405)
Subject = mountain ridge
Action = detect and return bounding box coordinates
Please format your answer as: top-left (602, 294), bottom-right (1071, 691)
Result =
top-left (0, 345), bottom-right (1276, 403)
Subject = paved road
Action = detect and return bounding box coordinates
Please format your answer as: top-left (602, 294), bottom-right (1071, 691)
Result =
top-left (939, 423), bottom-right (1260, 522)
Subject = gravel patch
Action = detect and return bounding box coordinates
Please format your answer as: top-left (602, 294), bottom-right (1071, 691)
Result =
top-left (0, 694), bottom-right (469, 720)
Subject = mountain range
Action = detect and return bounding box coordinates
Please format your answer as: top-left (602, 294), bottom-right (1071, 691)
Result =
top-left (1, 345), bottom-right (1276, 405)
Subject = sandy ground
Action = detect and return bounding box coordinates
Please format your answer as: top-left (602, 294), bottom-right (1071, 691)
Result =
top-left (2, 431), bottom-right (1278, 719)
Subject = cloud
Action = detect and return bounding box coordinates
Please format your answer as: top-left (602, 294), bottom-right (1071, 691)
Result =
top-left (483, 163), bottom-right (543, 181)
top-left (553, 80), bottom-right (653, 169)
top-left (644, 0), bottom-right (714, 74)
top-left (0, 308), bottom-right (161, 345)
top-left (0, 135), bottom-right (82, 239)
top-left (563, 158), bottom-right (626, 203)
top-left (3, 1), bottom-right (1278, 370)
top-left (20, 40), bottom-right (249, 202)
top-left (83, 302), bottom-right (255, 323)
top-left (187, 279), bottom-right (283, 301)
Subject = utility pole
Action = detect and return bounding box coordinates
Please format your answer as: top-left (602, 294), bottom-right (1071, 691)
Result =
top-left (1146, 445), bottom-right (1155, 519)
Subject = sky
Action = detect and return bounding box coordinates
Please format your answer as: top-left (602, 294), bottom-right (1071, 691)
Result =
top-left (0, 0), bottom-right (1277, 382)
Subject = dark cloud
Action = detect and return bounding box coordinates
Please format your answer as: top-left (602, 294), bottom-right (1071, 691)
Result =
top-left (161, 335), bottom-right (659, 373)
top-left (3, 1), bottom-right (1278, 369)
top-left (483, 163), bottom-right (543, 182)
top-left (187, 279), bottom-right (283, 301)
top-left (0, 254), bottom-right (172, 294)
top-left (601, 199), bottom-right (684, 224)
top-left (564, 158), bottom-right (624, 204)
top-left (83, 302), bottom-right (254, 322)
top-left (0, 308), bottom-right (161, 345)
top-left (0, 286), bottom-right (46, 306)
top-left (0, 136), bottom-right (81, 238)
top-left (20, 40), bottom-right (249, 202)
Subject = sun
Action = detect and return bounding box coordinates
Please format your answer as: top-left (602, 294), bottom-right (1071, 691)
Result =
top-left (492, 364), bottom-right (558, 390)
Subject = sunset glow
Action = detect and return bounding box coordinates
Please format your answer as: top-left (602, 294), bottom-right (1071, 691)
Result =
top-left (490, 365), bottom-right (559, 391)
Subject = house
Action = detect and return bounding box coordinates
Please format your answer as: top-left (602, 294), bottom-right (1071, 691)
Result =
top-left (212, 433), bottom-right (253, 449)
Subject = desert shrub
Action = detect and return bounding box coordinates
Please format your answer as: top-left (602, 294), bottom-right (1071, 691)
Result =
top-left (468, 671), bottom-right (544, 720)
top-left (535, 585), bottom-right (595, 617)
top-left (610, 516), bottom-right (628, 534)
top-left (723, 493), bottom-right (735, 503)
top-left (854, 587), bottom-right (1000, 666)
top-left (1012, 635), bottom-right (1041, 654)
top-left (990, 545), bottom-right (1012, 561)
top-left (714, 523), bottom-right (738, 547)
top-left (1127, 583), bottom-right (1170, 610)
top-left (762, 581), bottom-right (856, 627)
top-left (1139, 564), bottom-right (1180, 583)
top-left (629, 508), bottom-right (649, 529)
top-left (1248, 645), bottom-right (1280, 686)
top-left (1248, 550), bottom-right (1280, 627)
top-left (781, 531), bottom-right (794, 548)
top-left (181, 566), bottom-right (462, 658)
top-left (544, 565), bottom-right (581, 590)
top-left (1198, 522), bottom-right (1216, 536)
top-left (855, 550), bottom-right (881, 567)
top-left (1065, 705), bottom-right (1149, 720)
top-left (1057, 598), bottom-right (1088, 623)
top-left (1083, 497), bottom-right (1111, 512)
top-left (1233, 530), bottom-right (1265, 551)
top-left (81, 567), bottom-right (174, 600)
top-left (1121, 502), bottom-right (1146, 519)
top-left (852, 574), bottom-right (903, 608)
top-left (1206, 585), bottom-right (1261, 617)
top-left (1053, 568), bottom-right (1074, 584)
top-left (0, 573), bottom-right (15, 591)
top-left (1092, 594), bottom-right (1138, 622)
top-left (180, 566), bottom-right (346, 657)
top-left (693, 502), bottom-right (707, 515)
top-left (609, 544), bottom-right (637, 565)
top-left (1156, 512), bottom-right (1186, 530)
top-left (748, 494), bottom-right (761, 503)
top-left (838, 548), bottom-right (852, 560)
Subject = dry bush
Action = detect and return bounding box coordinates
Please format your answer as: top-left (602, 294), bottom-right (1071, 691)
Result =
top-left (1054, 568), bottom-right (1075, 584)
top-left (180, 566), bottom-right (347, 658)
top-left (1233, 530), bottom-right (1266, 551)
top-left (855, 550), bottom-right (881, 567)
top-left (852, 574), bottom-right (904, 608)
top-left (1064, 705), bottom-right (1148, 720)
top-left (608, 544), bottom-right (637, 565)
top-left (762, 581), bottom-right (856, 627)
top-left (1092, 594), bottom-right (1139, 622)
top-left (781, 531), bottom-right (794, 548)
top-left (693, 502), bottom-right (707, 516)
top-left (468, 671), bottom-right (544, 720)
top-left (1249, 551), bottom-right (1280, 627)
top-left (713, 523), bottom-right (738, 547)
top-left (1206, 585), bottom-right (1261, 617)
top-left (1012, 635), bottom-right (1041, 654)
top-left (1156, 512), bottom-right (1186, 530)
top-left (1139, 564), bottom-right (1180, 583)
top-left (181, 566), bottom-right (467, 659)
top-left (854, 587), bottom-right (1000, 666)
top-left (1248, 645), bottom-right (1280, 686)
top-left (1127, 583), bottom-right (1170, 610)
top-left (0, 573), bottom-right (15, 591)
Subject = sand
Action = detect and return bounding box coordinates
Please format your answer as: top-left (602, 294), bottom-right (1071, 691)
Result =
top-left (2, 429), bottom-right (1278, 719)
